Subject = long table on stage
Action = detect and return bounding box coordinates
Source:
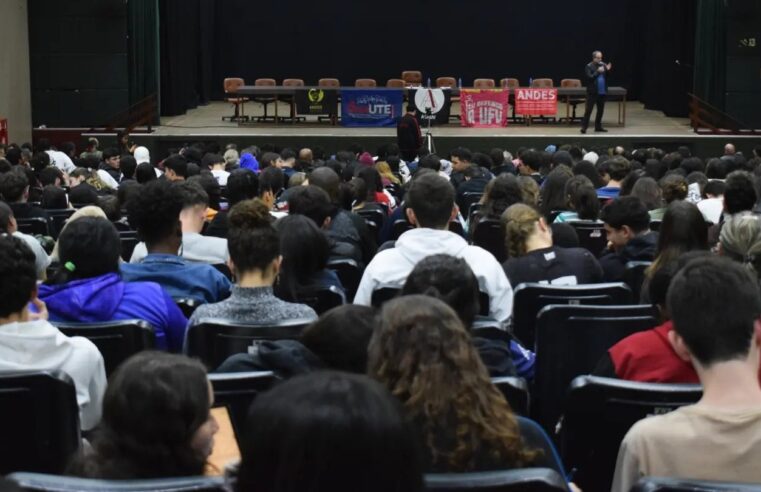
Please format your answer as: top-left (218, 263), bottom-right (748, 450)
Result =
top-left (233, 86), bottom-right (629, 126)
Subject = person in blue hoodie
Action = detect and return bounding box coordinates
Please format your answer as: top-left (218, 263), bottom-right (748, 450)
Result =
top-left (39, 216), bottom-right (188, 352)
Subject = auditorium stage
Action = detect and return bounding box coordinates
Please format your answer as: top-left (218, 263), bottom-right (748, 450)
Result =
top-left (122, 101), bottom-right (761, 159)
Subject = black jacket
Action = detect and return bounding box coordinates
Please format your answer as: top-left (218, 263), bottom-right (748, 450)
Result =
top-left (214, 340), bottom-right (323, 377)
top-left (585, 61), bottom-right (609, 95)
top-left (599, 232), bottom-right (659, 282)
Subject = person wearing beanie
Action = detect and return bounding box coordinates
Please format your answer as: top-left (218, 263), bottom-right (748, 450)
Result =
top-left (358, 152), bottom-right (375, 166)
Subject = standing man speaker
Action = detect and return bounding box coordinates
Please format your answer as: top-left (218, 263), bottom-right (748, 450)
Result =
top-left (397, 104), bottom-right (422, 162)
top-left (581, 50), bottom-right (612, 134)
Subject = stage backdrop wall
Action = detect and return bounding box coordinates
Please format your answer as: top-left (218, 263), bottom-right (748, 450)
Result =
top-left (159, 0), bottom-right (696, 118)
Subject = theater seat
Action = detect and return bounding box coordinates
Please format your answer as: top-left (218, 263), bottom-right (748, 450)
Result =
top-left (425, 468), bottom-right (567, 492)
top-left (293, 284), bottom-right (346, 315)
top-left (492, 377), bottom-right (529, 416)
top-left (7, 473), bottom-right (226, 492)
top-left (371, 286), bottom-right (401, 308)
top-left (0, 371), bottom-right (80, 475)
top-left (623, 261), bottom-right (653, 302)
top-left (327, 258), bottom-right (362, 301)
top-left (52, 320), bottom-right (155, 376)
top-left (16, 217), bottom-right (50, 236)
top-left (45, 209), bottom-right (75, 239)
top-left (512, 282), bottom-right (634, 348)
top-left (567, 220), bottom-right (607, 256)
top-left (631, 477), bottom-right (761, 492)
top-left (470, 219), bottom-right (506, 263)
top-left (560, 376), bottom-right (702, 492)
top-left (186, 317), bottom-right (312, 369)
top-left (208, 371), bottom-right (277, 436)
top-left (174, 298), bottom-right (200, 318)
top-left (533, 304), bottom-right (658, 432)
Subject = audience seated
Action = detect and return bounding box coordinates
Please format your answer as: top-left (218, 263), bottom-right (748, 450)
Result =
top-left (401, 254), bottom-right (534, 378)
top-left (369, 295), bottom-right (538, 472)
top-left (502, 203), bottom-right (603, 286)
top-left (472, 173), bottom-right (523, 225)
top-left (598, 197), bottom-right (659, 282)
top-left (0, 167), bottom-right (49, 221)
top-left (0, 235), bottom-right (105, 431)
top-left (203, 153), bottom-right (229, 186)
top-left (597, 156), bottom-right (630, 199)
top-left (539, 166), bottom-right (573, 221)
top-left (355, 173), bottom-right (513, 325)
top-left (188, 198), bottom-right (316, 325)
top-left (273, 214), bottom-right (345, 301)
top-left (67, 352), bottom-right (218, 479)
top-left (205, 168), bottom-right (258, 239)
top-left (697, 179), bottom-right (725, 225)
top-left (612, 256), bottom-right (761, 491)
top-left (130, 181), bottom-right (228, 264)
top-left (0, 201), bottom-right (50, 279)
top-left (641, 200), bottom-right (708, 302)
top-left (629, 177), bottom-right (664, 219)
top-left (120, 180), bottom-right (231, 303)
top-left (216, 304), bottom-right (375, 375)
top-left (553, 175), bottom-right (600, 223)
top-left (39, 217), bottom-right (187, 352)
top-left (235, 371), bottom-right (423, 492)
top-left (67, 168), bottom-right (105, 205)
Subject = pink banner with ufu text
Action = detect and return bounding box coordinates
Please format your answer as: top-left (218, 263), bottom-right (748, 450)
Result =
top-left (515, 88), bottom-right (558, 115)
top-left (460, 89), bottom-right (509, 128)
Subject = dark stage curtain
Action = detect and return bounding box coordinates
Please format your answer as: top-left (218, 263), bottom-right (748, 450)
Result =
top-left (693, 0), bottom-right (728, 110)
top-left (159, 0), bottom-right (215, 116)
top-left (128, 0), bottom-right (159, 119)
top-left (157, 0), bottom-right (697, 118)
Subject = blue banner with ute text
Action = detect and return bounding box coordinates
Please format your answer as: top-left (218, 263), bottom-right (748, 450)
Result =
top-left (340, 89), bottom-right (404, 127)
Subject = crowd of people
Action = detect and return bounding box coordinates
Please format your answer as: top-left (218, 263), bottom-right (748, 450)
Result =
top-left (1, 135), bottom-right (761, 490)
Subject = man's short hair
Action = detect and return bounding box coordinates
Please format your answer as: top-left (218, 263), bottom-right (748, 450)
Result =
top-left (177, 180), bottom-right (209, 208)
top-left (418, 154), bottom-right (441, 172)
top-left (260, 152), bottom-right (281, 169)
top-left (126, 180), bottom-right (184, 245)
top-left (600, 196), bottom-right (651, 233)
top-left (227, 169), bottom-right (259, 205)
top-left (309, 167), bottom-right (341, 203)
top-left (406, 173), bottom-right (455, 228)
top-left (287, 185), bottom-right (334, 226)
top-left (38, 166), bottom-right (63, 186)
top-left (259, 167), bottom-right (284, 195)
top-left (450, 147), bottom-right (472, 163)
top-left (724, 170), bottom-right (757, 214)
top-left (521, 149), bottom-right (542, 172)
top-left (0, 167), bottom-right (28, 202)
top-left (668, 256), bottom-right (761, 367)
top-left (280, 148), bottom-right (296, 161)
top-left (164, 155), bottom-right (188, 178)
top-left (0, 235), bottom-right (37, 318)
top-left (607, 156), bottom-right (631, 181)
top-left (0, 201), bottom-right (13, 231)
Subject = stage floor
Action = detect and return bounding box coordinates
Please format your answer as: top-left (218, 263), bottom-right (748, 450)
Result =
top-left (156, 100), bottom-right (693, 138)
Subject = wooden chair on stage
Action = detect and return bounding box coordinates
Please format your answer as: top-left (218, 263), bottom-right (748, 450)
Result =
top-left (317, 78), bottom-right (341, 124)
top-left (282, 78), bottom-right (306, 123)
top-left (529, 78), bottom-right (556, 124)
top-left (437, 77), bottom-right (459, 122)
top-left (474, 78), bottom-right (496, 89)
top-left (386, 78), bottom-right (405, 88)
top-left (355, 78), bottom-right (377, 87)
top-left (222, 78), bottom-right (249, 123)
top-left (560, 78), bottom-right (585, 124)
top-left (401, 70), bottom-right (423, 86)
top-left (501, 77), bottom-right (522, 123)
top-left (253, 78), bottom-right (278, 123)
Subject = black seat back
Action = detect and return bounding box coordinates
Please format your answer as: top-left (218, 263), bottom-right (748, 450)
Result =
top-left (119, 231), bottom-right (140, 262)
top-left (560, 376), bottom-right (702, 492)
top-left (425, 468), bottom-right (568, 492)
top-left (471, 219), bottom-right (506, 263)
top-left (356, 209), bottom-right (385, 241)
top-left (492, 377), bottom-right (529, 416)
top-left (208, 371), bottom-right (278, 437)
top-left (295, 284), bottom-right (346, 314)
top-left (533, 304), bottom-right (658, 432)
top-left (390, 219), bottom-right (413, 241)
top-left (567, 221), bottom-right (606, 256)
top-left (371, 286), bottom-right (401, 308)
top-left (623, 261), bottom-right (652, 302)
top-left (44, 209), bottom-right (75, 239)
top-left (52, 320), bottom-right (155, 376)
top-left (175, 298), bottom-right (200, 318)
top-left (516, 417), bottom-right (566, 476)
top-left (186, 318), bottom-right (312, 369)
top-left (16, 217), bottom-right (50, 236)
top-left (0, 371), bottom-right (80, 475)
top-left (8, 473), bottom-right (227, 491)
top-left (512, 282), bottom-right (633, 348)
top-left (328, 258), bottom-right (362, 300)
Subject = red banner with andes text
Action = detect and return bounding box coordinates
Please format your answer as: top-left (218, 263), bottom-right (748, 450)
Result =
top-left (460, 89), bottom-right (508, 128)
top-left (515, 88), bottom-right (558, 115)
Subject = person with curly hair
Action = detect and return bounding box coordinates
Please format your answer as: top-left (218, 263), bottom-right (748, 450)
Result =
top-left (650, 174), bottom-right (688, 220)
top-left (471, 174), bottom-right (523, 227)
top-left (187, 198), bottom-right (316, 326)
top-left (369, 295), bottom-right (538, 472)
top-left (67, 352), bottom-right (218, 478)
top-left (120, 180), bottom-right (231, 303)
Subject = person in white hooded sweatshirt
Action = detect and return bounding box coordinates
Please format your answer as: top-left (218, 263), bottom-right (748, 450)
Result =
top-left (354, 171), bottom-right (513, 326)
top-left (0, 235), bottom-right (106, 431)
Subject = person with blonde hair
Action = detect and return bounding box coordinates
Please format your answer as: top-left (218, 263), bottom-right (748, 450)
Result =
top-left (501, 204), bottom-right (602, 287)
top-left (517, 175), bottom-right (540, 207)
top-left (375, 161), bottom-right (400, 187)
top-left (369, 295), bottom-right (538, 472)
top-left (719, 213), bottom-right (761, 280)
